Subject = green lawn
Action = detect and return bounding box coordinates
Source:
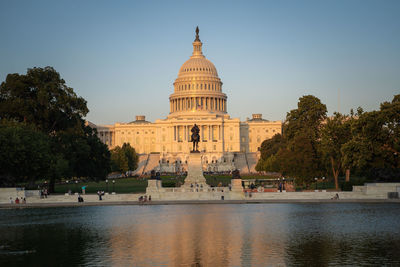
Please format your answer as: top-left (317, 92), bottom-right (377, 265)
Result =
top-left (54, 178), bottom-right (148, 194)
top-left (51, 174), bottom-right (344, 194)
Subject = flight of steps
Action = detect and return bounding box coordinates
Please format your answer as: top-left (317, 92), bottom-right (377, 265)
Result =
top-left (132, 154), bottom-right (150, 175)
top-left (246, 153), bottom-right (259, 173)
top-left (234, 153), bottom-right (249, 173)
top-left (144, 154), bottom-right (161, 174)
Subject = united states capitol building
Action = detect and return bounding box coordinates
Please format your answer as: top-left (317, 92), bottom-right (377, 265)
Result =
top-left (91, 28), bottom-right (282, 174)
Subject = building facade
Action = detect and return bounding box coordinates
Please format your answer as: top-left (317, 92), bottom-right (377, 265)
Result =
top-left (91, 28), bottom-right (282, 173)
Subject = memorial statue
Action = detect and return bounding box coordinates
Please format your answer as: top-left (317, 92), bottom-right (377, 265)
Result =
top-left (195, 26), bottom-right (200, 41)
top-left (191, 124), bottom-right (200, 152)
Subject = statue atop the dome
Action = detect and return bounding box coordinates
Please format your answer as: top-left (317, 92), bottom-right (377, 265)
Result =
top-left (195, 26), bottom-right (200, 42)
top-left (190, 124), bottom-right (200, 152)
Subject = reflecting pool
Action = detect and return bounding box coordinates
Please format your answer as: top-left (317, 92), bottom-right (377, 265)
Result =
top-left (1, 203), bottom-right (400, 266)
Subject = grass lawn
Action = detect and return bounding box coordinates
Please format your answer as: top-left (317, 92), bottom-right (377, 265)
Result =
top-left (52, 174), bottom-right (341, 194)
top-left (54, 178), bottom-right (148, 194)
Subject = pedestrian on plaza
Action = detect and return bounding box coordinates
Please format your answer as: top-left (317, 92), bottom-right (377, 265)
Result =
top-left (97, 191), bottom-right (102, 201)
top-left (9, 197), bottom-right (13, 204)
top-left (22, 197), bottom-right (26, 204)
top-left (81, 185), bottom-right (87, 195)
top-left (144, 195), bottom-right (147, 202)
top-left (149, 195), bottom-right (152, 201)
top-left (15, 197), bottom-right (20, 204)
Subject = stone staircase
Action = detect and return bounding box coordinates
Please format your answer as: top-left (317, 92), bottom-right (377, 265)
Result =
top-left (246, 152), bottom-right (259, 173)
top-left (132, 154), bottom-right (149, 175)
top-left (234, 153), bottom-right (249, 173)
top-left (144, 154), bottom-right (161, 174)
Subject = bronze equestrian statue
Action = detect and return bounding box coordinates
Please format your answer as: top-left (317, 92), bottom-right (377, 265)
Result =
top-left (191, 124), bottom-right (200, 152)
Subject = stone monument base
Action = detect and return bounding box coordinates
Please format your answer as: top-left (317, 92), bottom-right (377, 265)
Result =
top-left (146, 153), bottom-right (244, 200)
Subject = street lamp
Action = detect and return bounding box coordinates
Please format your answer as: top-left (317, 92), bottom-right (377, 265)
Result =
top-left (112, 180), bottom-right (115, 193)
top-left (75, 180), bottom-right (78, 193)
top-left (322, 177), bottom-right (325, 190)
top-left (314, 177), bottom-right (318, 191)
top-left (106, 179), bottom-right (109, 193)
top-left (66, 180), bottom-right (69, 193)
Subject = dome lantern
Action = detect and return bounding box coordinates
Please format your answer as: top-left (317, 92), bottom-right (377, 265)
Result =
top-left (192, 26), bottom-right (203, 58)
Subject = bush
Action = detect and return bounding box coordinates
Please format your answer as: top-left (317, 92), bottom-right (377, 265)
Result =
top-left (162, 181), bottom-right (176, 187)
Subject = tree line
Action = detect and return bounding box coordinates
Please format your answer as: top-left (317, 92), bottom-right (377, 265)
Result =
top-left (0, 67), bottom-right (138, 191)
top-left (256, 94), bottom-right (400, 189)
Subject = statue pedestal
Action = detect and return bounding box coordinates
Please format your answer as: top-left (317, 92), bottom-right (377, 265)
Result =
top-left (229, 178), bottom-right (245, 200)
top-left (183, 152), bottom-right (209, 188)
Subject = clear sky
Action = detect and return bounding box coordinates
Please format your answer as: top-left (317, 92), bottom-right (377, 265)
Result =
top-left (0, 0), bottom-right (399, 124)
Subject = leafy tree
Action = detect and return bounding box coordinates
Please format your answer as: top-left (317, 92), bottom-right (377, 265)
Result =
top-left (256, 134), bottom-right (285, 172)
top-left (121, 143), bottom-right (139, 171)
top-left (256, 95), bottom-right (327, 185)
top-left (284, 95), bottom-right (327, 142)
top-left (111, 146), bottom-right (129, 173)
top-left (0, 67), bottom-right (88, 134)
top-left (342, 95), bottom-right (400, 180)
top-left (321, 113), bottom-right (352, 189)
top-left (0, 122), bottom-right (51, 187)
top-left (0, 67), bottom-right (111, 190)
top-left (110, 143), bottom-right (138, 173)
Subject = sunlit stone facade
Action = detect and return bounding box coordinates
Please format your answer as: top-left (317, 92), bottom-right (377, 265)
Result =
top-left (92, 29), bottom-right (282, 173)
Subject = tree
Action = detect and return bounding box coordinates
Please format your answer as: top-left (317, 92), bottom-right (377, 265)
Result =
top-left (342, 95), bottom-right (400, 180)
top-left (110, 143), bottom-right (138, 173)
top-left (278, 133), bottom-right (323, 184)
top-left (54, 125), bottom-right (111, 181)
top-left (0, 67), bottom-right (111, 191)
top-left (121, 143), bottom-right (139, 171)
top-left (110, 146), bottom-right (129, 173)
top-left (321, 113), bottom-right (352, 189)
top-left (256, 95), bottom-right (327, 185)
top-left (0, 67), bottom-right (88, 134)
top-left (0, 122), bottom-right (52, 187)
top-left (256, 134), bottom-right (285, 172)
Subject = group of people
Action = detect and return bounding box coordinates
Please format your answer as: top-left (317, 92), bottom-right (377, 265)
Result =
top-left (138, 195), bottom-right (151, 203)
top-left (10, 197), bottom-right (26, 204)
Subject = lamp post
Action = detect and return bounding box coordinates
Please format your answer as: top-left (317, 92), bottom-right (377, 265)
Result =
top-left (112, 180), bottom-right (115, 193)
top-left (75, 180), bottom-right (78, 193)
top-left (106, 179), bottom-right (109, 193)
top-left (314, 177), bottom-right (318, 191)
top-left (322, 177), bottom-right (325, 190)
top-left (66, 180), bottom-right (69, 193)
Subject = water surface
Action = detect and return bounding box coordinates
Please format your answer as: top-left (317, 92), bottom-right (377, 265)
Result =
top-left (1, 203), bottom-right (400, 266)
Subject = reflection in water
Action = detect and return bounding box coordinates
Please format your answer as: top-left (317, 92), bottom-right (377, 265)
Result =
top-left (0, 204), bottom-right (400, 266)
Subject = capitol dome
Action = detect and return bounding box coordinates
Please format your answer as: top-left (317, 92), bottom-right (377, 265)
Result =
top-left (169, 27), bottom-right (227, 117)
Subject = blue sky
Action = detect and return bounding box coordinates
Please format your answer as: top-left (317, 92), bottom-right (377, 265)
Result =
top-left (0, 0), bottom-right (399, 124)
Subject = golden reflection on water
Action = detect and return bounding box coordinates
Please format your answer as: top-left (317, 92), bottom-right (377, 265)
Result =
top-left (107, 205), bottom-right (287, 266)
